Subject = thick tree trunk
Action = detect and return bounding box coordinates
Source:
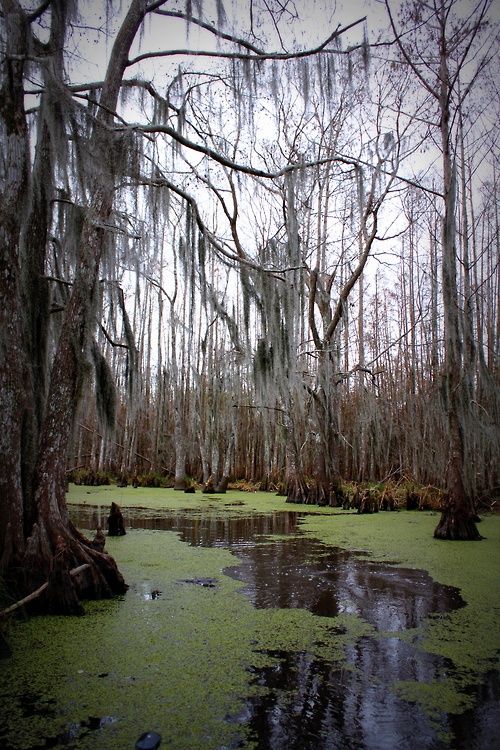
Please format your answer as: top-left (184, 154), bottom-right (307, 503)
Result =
top-left (434, 412), bottom-right (481, 540)
top-left (0, 220), bottom-right (29, 574)
top-left (215, 419), bottom-right (235, 493)
top-left (434, 17), bottom-right (480, 540)
top-left (0, 0), bottom-right (31, 572)
top-left (173, 399), bottom-right (187, 489)
top-left (284, 411), bottom-right (309, 504)
top-left (1, 0), bottom-right (147, 609)
top-left (25, 252), bottom-right (128, 596)
top-left (308, 349), bottom-right (343, 506)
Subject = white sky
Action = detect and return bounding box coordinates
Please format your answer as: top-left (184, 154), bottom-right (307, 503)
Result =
top-left (24, 0), bottom-right (493, 369)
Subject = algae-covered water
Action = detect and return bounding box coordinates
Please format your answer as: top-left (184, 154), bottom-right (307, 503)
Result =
top-left (1, 486), bottom-right (499, 749)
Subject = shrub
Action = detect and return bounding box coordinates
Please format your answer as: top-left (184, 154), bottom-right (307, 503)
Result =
top-left (135, 472), bottom-right (171, 488)
top-left (68, 468), bottom-right (112, 486)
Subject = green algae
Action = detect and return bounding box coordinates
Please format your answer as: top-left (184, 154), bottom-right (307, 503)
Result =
top-left (67, 487), bottom-right (500, 718)
top-left (2, 490), bottom-right (499, 748)
top-left (67, 483), bottom-right (336, 515)
top-left (2, 532), bottom-right (251, 749)
top-left (1, 525), bottom-right (372, 749)
top-left (299, 509), bottom-right (500, 715)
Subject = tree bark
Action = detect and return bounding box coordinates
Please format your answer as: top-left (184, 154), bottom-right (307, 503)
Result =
top-left (1, 0), bottom-right (148, 608)
top-left (433, 3), bottom-right (480, 540)
top-left (284, 408), bottom-right (309, 503)
top-left (0, 0), bottom-right (32, 571)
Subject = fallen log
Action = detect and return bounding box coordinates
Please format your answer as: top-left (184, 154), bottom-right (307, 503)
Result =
top-left (0, 564), bottom-right (90, 619)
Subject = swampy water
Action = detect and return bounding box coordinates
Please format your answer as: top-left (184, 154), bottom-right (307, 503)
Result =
top-left (2, 503), bottom-right (500, 750)
top-left (72, 504), bottom-right (499, 749)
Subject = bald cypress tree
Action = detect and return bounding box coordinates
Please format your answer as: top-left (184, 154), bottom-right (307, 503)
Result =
top-left (385, 0), bottom-right (493, 538)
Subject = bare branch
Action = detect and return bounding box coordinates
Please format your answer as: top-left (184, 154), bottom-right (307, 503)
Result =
top-left (119, 122), bottom-right (364, 179)
top-left (26, 0), bottom-right (51, 23)
top-left (127, 17), bottom-right (366, 66)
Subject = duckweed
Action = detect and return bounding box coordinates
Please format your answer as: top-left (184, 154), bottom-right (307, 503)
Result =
top-left (300, 509), bottom-right (500, 714)
top-left (1, 487), bottom-right (498, 748)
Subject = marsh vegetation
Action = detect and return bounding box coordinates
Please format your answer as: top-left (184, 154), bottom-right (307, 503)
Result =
top-left (1, 486), bottom-right (499, 748)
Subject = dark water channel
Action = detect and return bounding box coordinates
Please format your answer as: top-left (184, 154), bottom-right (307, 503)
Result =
top-left (69, 505), bottom-right (499, 749)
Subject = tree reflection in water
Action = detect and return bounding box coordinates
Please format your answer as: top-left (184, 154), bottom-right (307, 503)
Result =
top-left (238, 647), bottom-right (500, 750)
top-left (223, 537), bottom-right (470, 749)
top-left (223, 537), bottom-right (465, 629)
top-left (71, 505), bottom-right (499, 749)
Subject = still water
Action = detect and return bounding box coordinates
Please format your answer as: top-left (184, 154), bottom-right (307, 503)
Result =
top-left (67, 504), bottom-right (500, 750)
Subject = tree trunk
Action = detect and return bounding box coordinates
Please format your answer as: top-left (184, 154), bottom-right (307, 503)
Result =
top-left (25, 235), bottom-right (129, 595)
top-left (434, 10), bottom-right (480, 540)
top-left (216, 421), bottom-right (235, 493)
top-left (309, 379), bottom-right (342, 507)
top-left (434, 412), bottom-right (481, 539)
top-left (1, 0), bottom-right (147, 608)
top-left (0, 0), bottom-right (32, 572)
top-left (172, 312), bottom-right (187, 489)
top-left (284, 409), bottom-right (309, 504)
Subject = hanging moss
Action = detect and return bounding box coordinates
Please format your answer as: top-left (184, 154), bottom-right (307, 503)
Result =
top-left (116, 288), bottom-right (138, 404)
top-left (253, 338), bottom-right (274, 387)
top-left (91, 341), bottom-right (116, 435)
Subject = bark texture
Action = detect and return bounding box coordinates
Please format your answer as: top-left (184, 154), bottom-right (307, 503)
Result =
top-left (0, 0), bottom-right (147, 611)
top-left (433, 1), bottom-right (480, 540)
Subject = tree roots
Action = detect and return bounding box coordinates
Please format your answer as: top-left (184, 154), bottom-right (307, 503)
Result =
top-left (5, 523), bottom-right (128, 617)
top-left (434, 508), bottom-right (482, 540)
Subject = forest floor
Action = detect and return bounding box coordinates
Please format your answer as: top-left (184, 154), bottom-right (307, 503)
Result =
top-left (0, 485), bottom-right (499, 749)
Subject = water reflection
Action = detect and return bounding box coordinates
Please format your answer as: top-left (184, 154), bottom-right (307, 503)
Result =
top-left (242, 649), bottom-right (500, 750)
top-left (71, 505), bottom-right (464, 631)
top-left (69, 504), bottom-right (499, 750)
top-left (450, 669), bottom-right (500, 750)
top-left (70, 504), bottom-right (299, 546)
top-left (220, 537), bottom-right (470, 749)
top-left (242, 641), bottom-right (451, 750)
top-left (223, 538), bottom-right (465, 630)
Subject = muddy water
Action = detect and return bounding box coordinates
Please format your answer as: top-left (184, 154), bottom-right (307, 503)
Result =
top-left (70, 505), bottom-right (499, 749)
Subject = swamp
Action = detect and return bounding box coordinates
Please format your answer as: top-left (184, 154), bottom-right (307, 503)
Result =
top-left (1, 485), bottom-right (499, 749)
top-left (1, 1), bottom-right (499, 748)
